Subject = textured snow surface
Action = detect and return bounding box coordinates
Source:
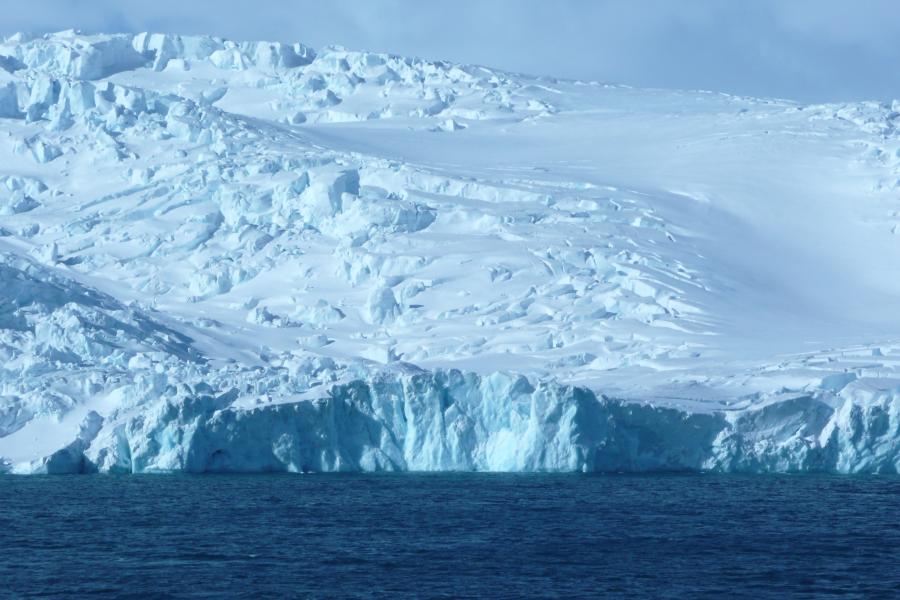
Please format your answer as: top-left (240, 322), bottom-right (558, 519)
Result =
top-left (1, 31), bottom-right (899, 473)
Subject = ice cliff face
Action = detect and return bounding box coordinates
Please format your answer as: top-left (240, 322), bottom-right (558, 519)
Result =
top-left (1, 31), bottom-right (900, 473)
top-left (34, 372), bottom-right (898, 475)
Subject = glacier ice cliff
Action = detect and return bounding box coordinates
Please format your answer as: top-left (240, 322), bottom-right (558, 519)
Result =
top-left (17, 371), bottom-right (895, 475)
top-left (1, 31), bottom-right (900, 474)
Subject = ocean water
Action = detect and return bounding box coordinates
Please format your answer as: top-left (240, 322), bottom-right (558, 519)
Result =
top-left (1, 474), bottom-right (898, 599)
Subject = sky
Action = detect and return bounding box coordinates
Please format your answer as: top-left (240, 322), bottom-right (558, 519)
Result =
top-left (2, 0), bottom-right (899, 104)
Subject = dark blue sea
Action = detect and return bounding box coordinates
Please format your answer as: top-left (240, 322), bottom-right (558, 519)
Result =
top-left (1, 474), bottom-right (898, 599)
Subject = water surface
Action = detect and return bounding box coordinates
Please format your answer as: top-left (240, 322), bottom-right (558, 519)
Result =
top-left (1, 474), bottom-right (898, 598)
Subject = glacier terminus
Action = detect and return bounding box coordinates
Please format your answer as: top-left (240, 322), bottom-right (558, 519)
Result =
top-left (1, 31), bottom-right (900, 474)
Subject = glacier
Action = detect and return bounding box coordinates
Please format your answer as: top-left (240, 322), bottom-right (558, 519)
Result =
top-left (1, 31), bottom-right (899, 474)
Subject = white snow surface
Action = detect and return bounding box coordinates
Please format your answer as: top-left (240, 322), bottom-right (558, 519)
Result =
top-left (1, 31), bottom-right (899, 473)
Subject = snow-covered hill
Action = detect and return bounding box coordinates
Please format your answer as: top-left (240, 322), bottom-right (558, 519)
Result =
top-left (1, 31), bottom-right (899, 473)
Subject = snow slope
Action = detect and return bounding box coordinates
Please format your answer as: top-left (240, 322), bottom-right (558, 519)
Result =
top-left (1, 31), bottom-right (899, 473)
